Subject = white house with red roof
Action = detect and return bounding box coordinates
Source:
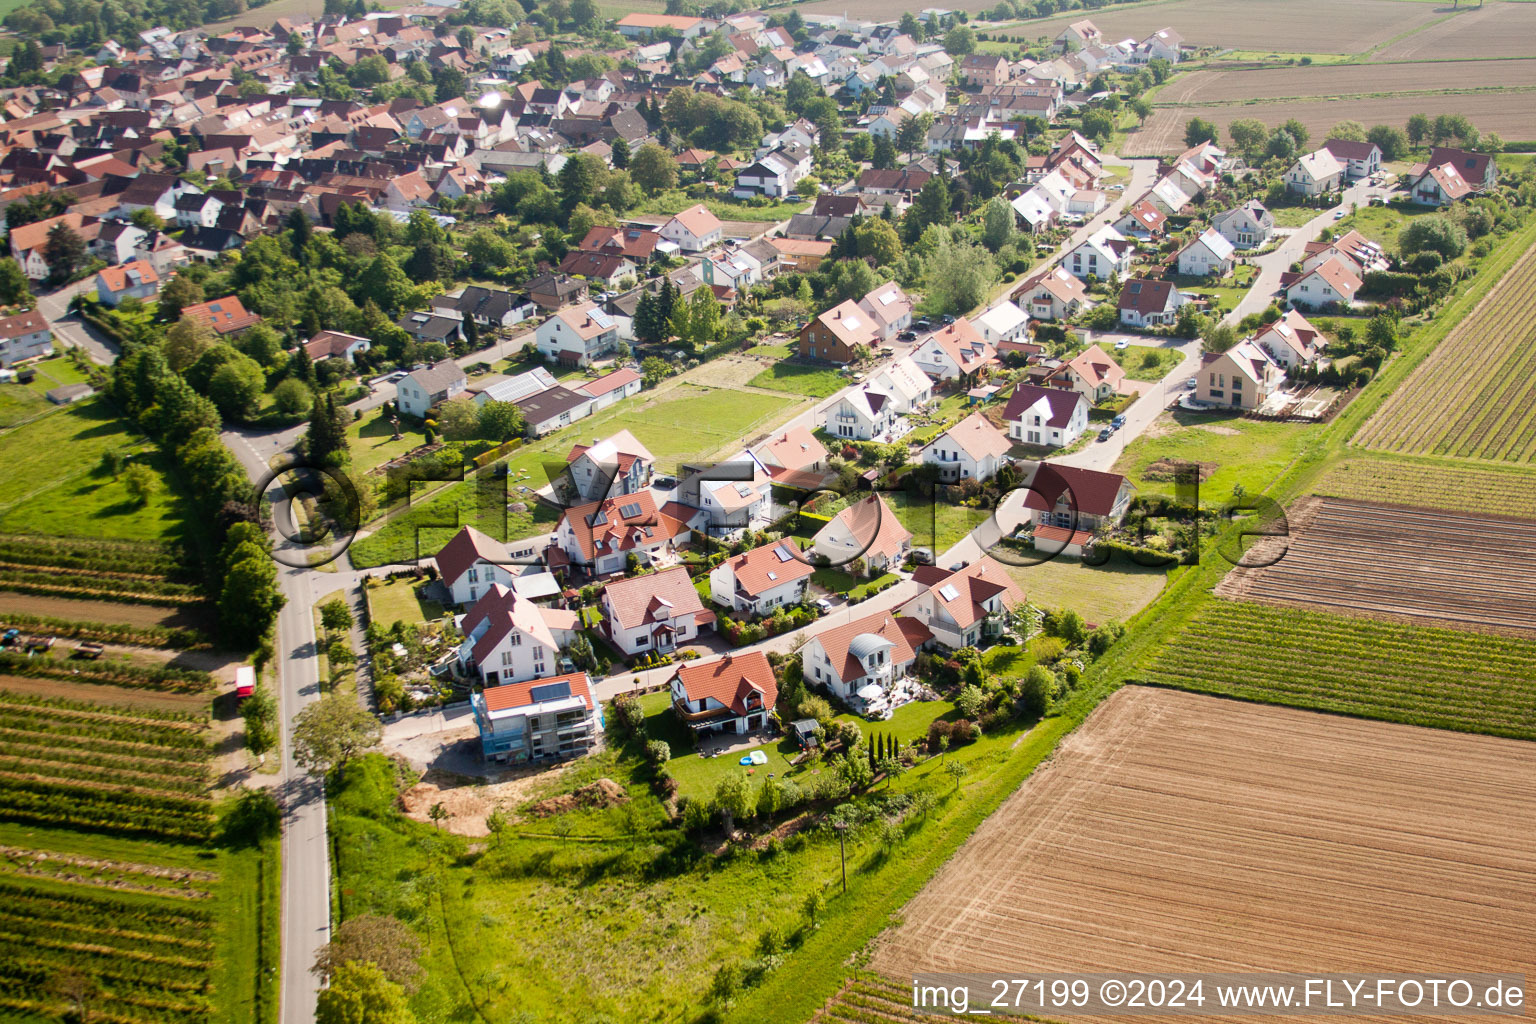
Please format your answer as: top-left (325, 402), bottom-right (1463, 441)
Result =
top-left (1405, 147), bottom-right (1496, 206)
top-left (1283, 255), bottom-right (1361, 311)
top-left (920, 411), bottom-right (1012, 482)
top-left (1113, 199), bottom-right (1167, 242)
top-left (753, 425), bottom-right (829, 490)
top-left (1048, 343), bottom-right (1125, 402)
top-left (564, 429), bottom-right (654, 503)
top-left (600, 565), bottom-right (715, 656)
top-left (1062, 224), bottom-right (1132, 281)
top-left (1013, 264), bottom-right (1090, 321)
top-left (812, 493), bottom-right (913, 574)
top-left (572, 367), bottom-right (642, 411)
top-left (1320, 138), bottom-right (1382, 181)
top-left (709, 538), bottom-right (815, 615)
top-left (1252, 309), bottom-right (1327, 370)
top-left (667, 651), bottom-right (777, 736)
top-left (0, 310), bottom-right (51, 367)
top-left (659, 203), bottom-right (723, 252)
top-left (471, 672), bottom-right (600, 764)
top-left (912, 317), bottom-right (996, 381)
top-left (1176, 228), bottom-right (1235, 278)
top-left (437, 526), bottom-right (520, 606)
top-left (1118, 278), bottom-right (1190, 328)
top-left (94, 259), bottom-right (159, 306)
top-left (1003, 383), bottom-right (1089, 448)
top-left (534, 302), bottom-right (619, 367)
top-left (556, 491), bottom-right (696, 574)
top-left (455, 584), bottom-right (579, 685)
top-left (799, 610), bottom-right (932, 703)
top-left (1211, 200), bottom-right (1274, 250)
top-left (684, 456), bottom-right (774, 531)
top-left (1022, 462), bottom-right (1135, 556)
top-left (303, 330), bottom-right (371, 364)
top-left (900, 556), bottom-right (1025, 650)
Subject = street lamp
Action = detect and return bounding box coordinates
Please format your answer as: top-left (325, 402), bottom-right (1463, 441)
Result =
top-left (832, 818), bottom-right (850, 893)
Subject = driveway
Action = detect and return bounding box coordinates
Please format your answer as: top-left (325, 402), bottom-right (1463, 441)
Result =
top-left (36, 280), bottom-right (119, 365)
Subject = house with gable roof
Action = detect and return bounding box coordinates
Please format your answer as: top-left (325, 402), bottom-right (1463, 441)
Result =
top-left (1252, 308), bottom-right (1327, 370)
top-left (556, 491), bottom-right (696, 574)
top-left (1198, 337), bottom-right (1285, 410)
top-left (0, 311), bottom-right (51, 367)
top-left (667, 650), bottom-right (777, 736)
top-left (1212, 200), bottom-right (1274, 250)
top-left (1062, 224), bottom-right (1132, 281)
top-left (600, 565), bottom-right (715, 656)
top-left (799, 298), bottom-right (880, 364)
top-left (973, 302), bottom-right (1029, 345)
top-left (303, 330), bottom-right (371, 364)
top-left (900, 556), bottom-right (1025, 650)
top-left (1113, 199), bottom-right (1167, 242)
top-left (799, 609), bottom-right (932, 703)
top-left (753, 425), bottom-right (829, 489)
top-left (181, 295), bottom-right (260, 337)
top-left (95, 260), bottom-right (160, 306)
top-left (1321, 138), bottom-right (1382, 181)
top-left (397, 359), bottom-right (468, 418)
top-left (1283, 255), bottom-right (1361, 310)
top-left (1118, 277), bottom-right (1190, 328)
top-left (454, 584), bottom-right (580, 685)
top-left (1286, 149), bottom-right (1344, 196)
top-left (436, 526), bottom-right (521, 606)
top-left (1177, 227), bottom-right (1235, 278)
top-left (1405, 146), bottom-right (1497, 206)
top-left (857, 281), bottom-right (913, 341)
top-left (1003, 382), bottom-right (1089, 448)
top-left (811, 493), bottom-right (912, 573)
top-left (911, 317), bottom-right (995, 381)
top-left (659, 203), bottom-right (723, 252)
top-left (471, 672), bottom-right (601, 764)
top-left (709, 538), bottom-right (815, 615)
top-left (564, 429), bottom-right (654, 503)
top-left (534, 302), bottom-right (619, 366)
top-left (1013, 265), bottom-right (1090, 321)
top-left (1022, 461), bottom-right (1135, 556)
top-left (920, 411), bottom-right (1012, 482)
top-left (1047, 343), bottom-right (1125, 401)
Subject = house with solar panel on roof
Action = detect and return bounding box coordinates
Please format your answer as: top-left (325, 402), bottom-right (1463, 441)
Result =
top-left (470, 672), bottom-right (603, 764)
top-left (709, 539), bottom-right (815, 616)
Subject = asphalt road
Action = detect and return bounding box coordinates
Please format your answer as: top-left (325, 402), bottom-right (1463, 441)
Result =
top-left (36, 279), bottom-right (120, 365)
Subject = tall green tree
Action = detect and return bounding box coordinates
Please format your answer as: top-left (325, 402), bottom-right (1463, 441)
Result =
top-left (242, 685), bottom-right (279, 758)
top-left (292, 694), bottom-right (382, 781)
top-left (315, 961), bottom-right (415, 1024)
top-left (306, 392), bottom-right (349, 464)
top-left (42, 221), bottom-right (87, 285)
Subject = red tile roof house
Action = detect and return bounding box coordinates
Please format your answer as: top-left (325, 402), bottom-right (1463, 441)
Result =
top-left (811, 493), bottom-right (913, 574)
top-left (753, 425), bottom-right (829, 490)
top-left (666, 650), bottom-right (777, 737)
top-left (919, 410), bottom-right (1013, 483)
top-left (180, 295), bottom-right (261, 336)
top-left (94, 259), bottom-right (159, 306)
top-left (798, 298), bottom-right (880, 364)
top-left (1048, 343), bottom-right (1126, 402)
top-left (1117, 278), bottom-right (1190, 329)
top-left (1022, 462), bottom-right (1135, 557)
top-left (1404, 146), bottom-right (1497, 206)
top-left (1281, 255), bottom-right (1362, 312)
top-left (556, 491), bottom-right (696, 575)
top-left (1004, 382), bottom-right (1090, 448)
top-left (563, 428), bottom-right (655, 503)
top-left (436, 525), bottom-right (521, 607)
top-left (911, 316), bottom-right (995, 381)
top-left (900, 556), bottom-right (1025, 650)
top-left (659, 203), bottom-right (723, 252)
top-left (708, 538), bottom-right (815, 616)
top-left (600, 564), bottom-right (715, 657)
top-left (455, 583), bottom-right (580, 686)
top-left (470, 672), bottom-right (601, 764)
top-left (1252, 309), bottom-right (1327, 371)
top-left (799, 610), bottom-right (932, 705)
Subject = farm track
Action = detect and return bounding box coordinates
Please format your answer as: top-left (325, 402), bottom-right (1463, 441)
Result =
top-left (1358, 243), bottom-right (1536, 461)
top-left (871, 687), bottom-right (1536, 1024)
top-left (1216, 496), bottom-right (1536, 634)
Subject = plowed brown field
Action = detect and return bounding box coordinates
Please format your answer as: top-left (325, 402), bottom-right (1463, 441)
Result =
top-left (871, 687), bottom-right (1536, 1024)
top-left (1214, 495), bottom-right (1536, 634)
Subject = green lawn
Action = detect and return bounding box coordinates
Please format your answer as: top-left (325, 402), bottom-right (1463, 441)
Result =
top-left (366, 577), bottom-right (444, 628)
top-left (748, 362), bottom-right (846, 398)
top-left (1331, 200), bottom-right (1437, 249)
top-left (0, 398), bottom-right (187, 542)
top-left (1167, 263), bottom-right (1258, 315)
top-left (745, 340), bottom-right (796, 359)
top-left (1001, 554), bottom-right (1170, 625)
top-left (1119, 344), bottom-right (1183, 381)
top-left (349, 382), bottom-right (794, 567)
top-left (811, 567), bottom-right (899, 598)
top-left (1269, 204), bottom-right (1327, 228)
top-left (1112, 409), bottom-right (1319, 505)
top-left (346, 405), bottom-right (428, 477)
top-left (0, 351), bottom-right (92, 428)
top-left (828, 696), bottom-right (959, 749)
top-left (885, 490), bottom-right (991, 555)
top-left (632, 190), bottom-right (809, 223)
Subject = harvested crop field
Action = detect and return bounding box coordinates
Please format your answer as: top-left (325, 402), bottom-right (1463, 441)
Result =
top-left (1310, 455), bottom-right (1536, 519)
top-left (1356, 241), bottom-right (1536, 462)
top-left (1126, 91), bottom-right (1536, 157)
top-left (1373, 2), bottom-right (1536, 61)
top-left (871, 686), bottom-right (1536, 1022)
top-left (1215, 495), bottom-right (1536, 634)
top-left (0, 592), bottom-right (210, 631)
top-left (1154, 59), bottom-right (1536, 106)
top-left (938, 0), bottom-right (1445, 51)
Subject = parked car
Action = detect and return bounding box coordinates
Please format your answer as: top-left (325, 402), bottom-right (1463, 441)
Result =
top-left (896, 330), bottom-right (917, 341)
top-left (1333, 210), bottom-right (1346, 220)
top-left (1098, 428), bottom-right (1113, 442)
top-left (1185, 377), bottom-right (1198, 390)
top-left (815, 598), bottom-right (834, 614)
top-left (1111, 415), bottom-right (1126, 430)
top-left (652, 475), bottom-right (676, 489)
top-left (910, 548), bottom-right (934, 565)
top-left (1114, 338), bottom-right (1129, 350)
top-left (0, 628), bottom-right (18, 647)
top-left (939, 314), bottom-right (956, 326)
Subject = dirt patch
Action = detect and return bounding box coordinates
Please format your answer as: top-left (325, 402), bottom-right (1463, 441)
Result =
top-left (1195, 423), bottom-right (1240, 436)
top-left (526, 777), bottom-right (629, 817)
top-left (872, 686), bottom-right (1536, 1024)
top-left (1141, 457), bottom-right (1216, 483)
top-left (397, 764), bottom-right (586, 836)
top-left (0, 674), bottom-right (208, 713)
top-left (0, 591), bottom-right (212, 632)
